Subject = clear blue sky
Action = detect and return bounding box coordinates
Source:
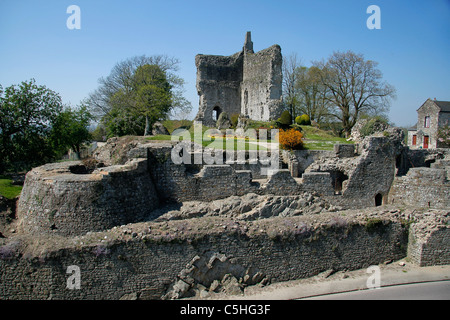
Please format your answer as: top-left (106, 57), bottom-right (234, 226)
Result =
top-left (1, 0), bottom-right (449, 127)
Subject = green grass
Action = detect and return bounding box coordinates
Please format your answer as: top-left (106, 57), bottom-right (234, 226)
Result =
top-left (147, 134), bottom-right (266, 150)
top-left (146, 135), bottom-right (173, 141)
top-left (148, 121), bottom-right (353, 151)
top-left (299, 125), bottom-right (353, 150)
top-left (300, 125), bottom-right (349, 142)
top-left (0, 176), bottom-right (22, 199)
top-left (303, 141), bottom-right (335, 150)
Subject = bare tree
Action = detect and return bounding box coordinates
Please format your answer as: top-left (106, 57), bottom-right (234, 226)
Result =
top-left (314, 51), bottom-right (396, 137)
top-left (294, 66), bottom-right (331, 123)
top-left (282, 53), bottom-right (301, 121)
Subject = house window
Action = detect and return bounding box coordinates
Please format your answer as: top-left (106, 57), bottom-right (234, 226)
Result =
top-left (424, 116), bottom-right (430, 128)
top-left (412, 135), bottom-right (417, 145)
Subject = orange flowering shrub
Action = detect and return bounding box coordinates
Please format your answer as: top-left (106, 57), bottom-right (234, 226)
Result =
top-left (278, 128), bottom-right (304, 150)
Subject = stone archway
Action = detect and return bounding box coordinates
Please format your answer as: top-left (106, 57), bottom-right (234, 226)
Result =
top-left (212, 106), bottom-right (222, 122)
top-left (375, 193), bottom-right (383, 206)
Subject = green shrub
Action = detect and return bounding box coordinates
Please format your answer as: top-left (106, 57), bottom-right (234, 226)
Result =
top-left (295, 114), bottom-right (311, 125)
top-left (279, 110), bottom-right (292, 125)
top-left (230, 113), bottom-right (240, 128)
top-left (301, 114), bottom-right (311, 125)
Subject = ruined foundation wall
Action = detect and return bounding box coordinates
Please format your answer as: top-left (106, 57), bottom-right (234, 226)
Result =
top-left (0, 211), bottom-right (409, 299)
top-left (17, 159), bottom-right (159, 236)
top-left (407, 212), bottom-right (450, 266)
top-left (388, 167), bottom-right (450, 209)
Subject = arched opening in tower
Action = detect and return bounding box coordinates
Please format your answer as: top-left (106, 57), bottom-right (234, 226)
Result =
top-left (212, 106), bottom-right (222, 122)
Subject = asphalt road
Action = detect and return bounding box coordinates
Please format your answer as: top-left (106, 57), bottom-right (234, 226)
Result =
top-left (301, 280), bottom-right (450, 300)
top-left (238, 263), bottom-right (450, 300)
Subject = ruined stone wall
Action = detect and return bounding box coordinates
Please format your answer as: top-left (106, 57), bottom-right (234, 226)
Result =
top-left (0, 211), bottom-right (410, 299)
top-left (194, 33), bottom-right (282, 126)
top-left (282, 148), bottom-right (335, 178)
top-left (388, 167), bottom-right (450, 209)
top-left (15, 132), bottom-right (448, 238)
top-left (132, 136), bottom-right (407, 210)
top-left (407, 212), bottom-right (450, 267)
top-left (304, 136), bottom-right (402, 208)
top-left (16, 159), bottom-right (159, 237)
top-left (195, 53), bottom-right (243, 127)
top-left (241, 45), bottom-right (283, 121)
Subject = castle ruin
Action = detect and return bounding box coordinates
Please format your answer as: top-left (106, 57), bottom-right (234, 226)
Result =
top-left (194, 32), bottom-right (283, 126)
top-left (0, 35), bottom-right (449, 299)
top-left (0, 126), bottom-right (448, 299)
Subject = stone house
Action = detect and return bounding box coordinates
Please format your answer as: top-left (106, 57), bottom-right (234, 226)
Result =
top-left (408, 98), bottom-right (450, 149)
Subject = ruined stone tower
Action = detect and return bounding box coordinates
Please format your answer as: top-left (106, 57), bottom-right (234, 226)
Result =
top-left (194, 32), bottom-right (283, 126)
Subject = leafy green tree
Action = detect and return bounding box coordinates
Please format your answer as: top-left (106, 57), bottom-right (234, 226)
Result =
top-left (0, 79), bottom-right (63, 172)
top-left (132, 64), bottom-right (172, 135)
top-left (85, 55), bottom-right (191, 137)
top-left (50, 105), bottom-right (93, 158)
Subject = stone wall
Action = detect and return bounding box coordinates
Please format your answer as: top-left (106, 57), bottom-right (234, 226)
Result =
top-left (407, 211), bottom-right (450, 266)
top-left (305, 135), bottom-right (402, 208)
top-left (17, 128), bottom-right (447, 239)
top-left (282, 149), bottom-right (335, 177)
top-left (194, 32), bottom-right (282, 126)
top-left (0, 210), bottom-right (410, 299)
top-left (241, 45), bottom-right (283, 121)
top-left (388, 167), bottom-right (450, 209)
top-left (194, 52), bottom-right (243, 127)
top-left (16, 159), bottom-right (159, 237)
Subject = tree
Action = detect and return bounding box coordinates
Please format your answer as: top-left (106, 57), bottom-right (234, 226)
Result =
top-left (85, 55), bottom-right (191, 136)
top-left (282, 53), bottom-right (301, 120)
top-left (437, 122), bottom-right (450, 148)
top-left (314, 51), bottom-right (396, 137)
top-left (0, 79), bottom-right (64, 172)
top-left (50, 105), bottom-right (93, 158)
top-left (133, 64), bottom-right (172, 135)
top-left (294, 66), bottom-right (330, 124)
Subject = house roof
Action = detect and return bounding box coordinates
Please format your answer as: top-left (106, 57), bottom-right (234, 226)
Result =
top-left (417, 99), bottom-right (450, 113)
top-left (434, 100), bottom-right (450, 112)
top-left (408, 123), bottom-right (417, 131)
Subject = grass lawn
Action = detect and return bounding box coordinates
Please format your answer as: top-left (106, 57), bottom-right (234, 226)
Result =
top-left (0, 176), bottom-right (22, 199)
top-left (300, 125), bottom-right (353, 150)
top-left (147, 134), bottom-right (266, 150)
top-left (300, 125), bottom-right (348, 142)
top-left (147, 121), bottom-right (353, 151)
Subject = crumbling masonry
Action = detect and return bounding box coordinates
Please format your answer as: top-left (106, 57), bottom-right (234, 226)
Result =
top-left (1, 126), bottom-right (448, 299)
top-left (1, 35), bottom-right (449, 298)
top-left (194, 32), bottom-right (283, 126)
